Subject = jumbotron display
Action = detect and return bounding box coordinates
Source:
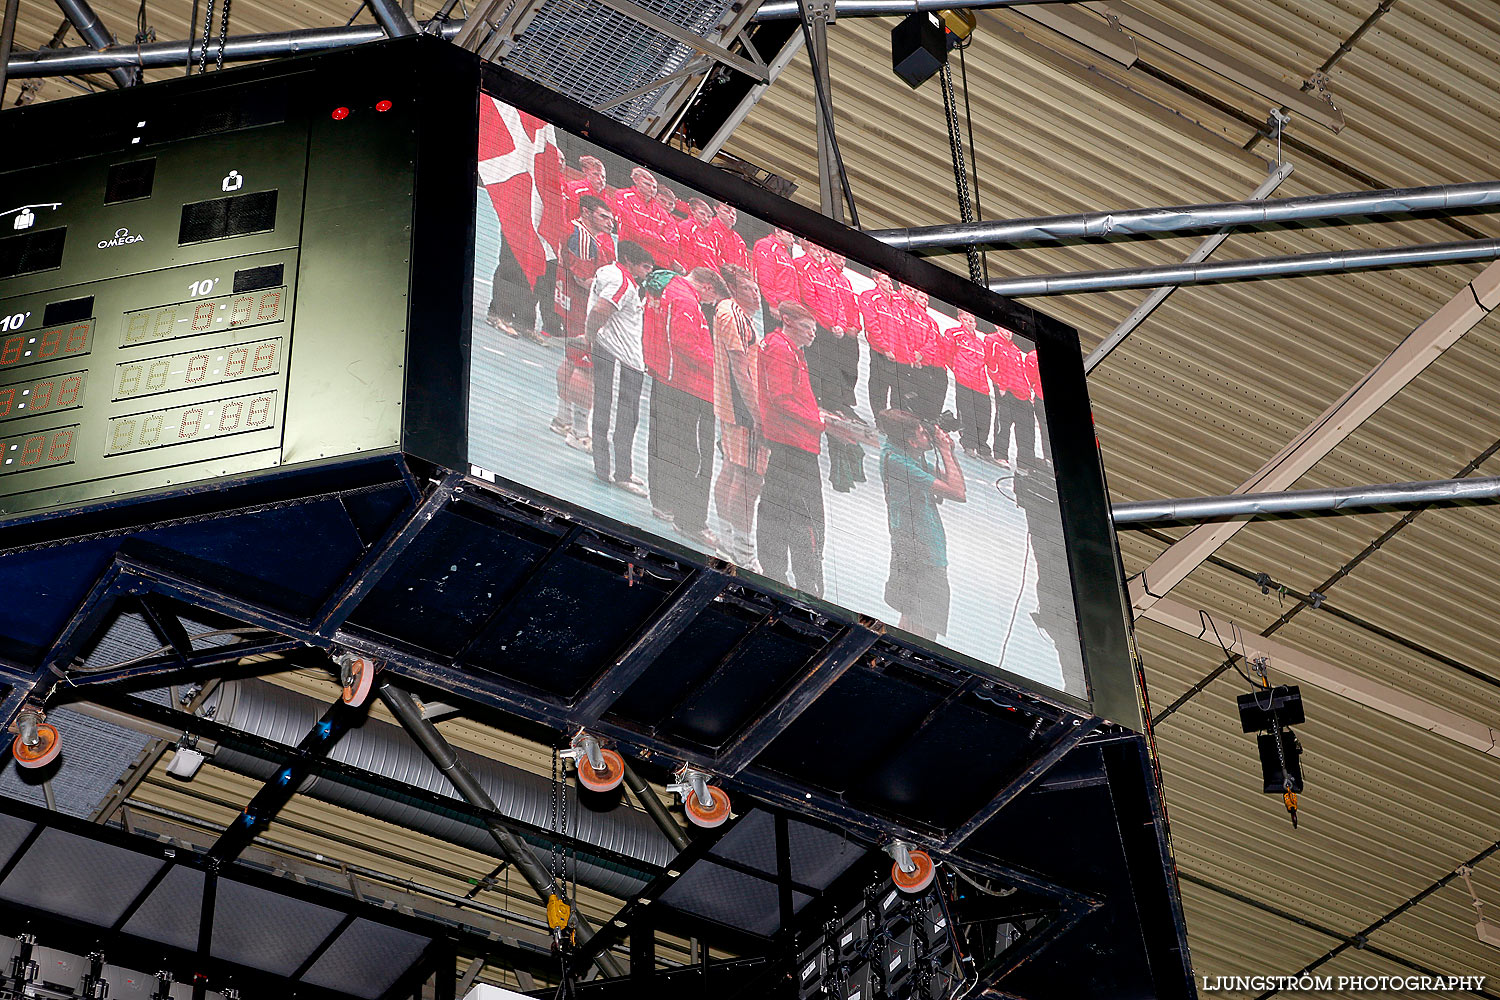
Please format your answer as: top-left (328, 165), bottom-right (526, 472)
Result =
top-left (468, 95), bottom-right (1086, 695)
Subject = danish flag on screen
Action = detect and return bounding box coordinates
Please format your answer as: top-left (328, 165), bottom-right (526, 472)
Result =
top-left (478, 96), bottom-right (566, 290)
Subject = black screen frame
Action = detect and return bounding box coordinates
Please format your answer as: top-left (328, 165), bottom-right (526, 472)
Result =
top-left (473, 61), bottom-right (1139, 729)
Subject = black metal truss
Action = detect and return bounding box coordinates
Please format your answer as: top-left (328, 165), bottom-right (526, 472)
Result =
top-left (85, 689), bottom-right (665, 884)
top-left (206, 693), bottom-right (368, 863)
top-left (0, 795), bottom-right (538, 998)
top-left (571, 806), bottom-right (747, 970)
top-left (0, 469), bottom-right (1115, 953)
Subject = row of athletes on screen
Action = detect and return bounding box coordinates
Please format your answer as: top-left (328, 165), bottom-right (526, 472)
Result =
top-left (549, 239), bottom-right (969, 642)
top-left (488, 159), bottom-right (1049, 467)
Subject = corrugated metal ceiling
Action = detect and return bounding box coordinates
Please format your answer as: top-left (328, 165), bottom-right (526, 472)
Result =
top-left (8, 0), bottom-right (1500, 991)
top-left (720, 0), bottom-right (1500, 990)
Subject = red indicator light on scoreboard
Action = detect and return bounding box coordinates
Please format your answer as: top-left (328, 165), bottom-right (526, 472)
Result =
top-left (375, 100), bottom-right (393, 113)
top-left (331, 107), bottom-right (351, 121)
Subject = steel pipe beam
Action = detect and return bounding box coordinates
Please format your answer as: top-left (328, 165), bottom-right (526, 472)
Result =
top-left (874, 179), bottom-right (1500, 253)
top-left (0, 0), bottom-right (20, 100)
top-left (377, 679), bottom-right (626, 979)
top-left (987, 238), bottom-right (1500, 297)
top-left (622, 762), bottom-right (689, 852)
top-left (5, 21), bottom-right (462, 78)
top-left (755, 0), bottom-right (1057, 19)
top-left (1129, 260), bottom-right (1500, 617)
top-left (1113, 475), bottom-right (1500, 525)
top-left (1085, 162), bottom-right (1293, 373)
top-left (365, 0), bottom-right (418, 38)
top-left (53, 0), bottom-right (133, 88)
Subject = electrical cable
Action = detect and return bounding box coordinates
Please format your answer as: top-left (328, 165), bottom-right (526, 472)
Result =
top-left (995, 531), bottom-right (1031, 671)
top-left (1199, 611), bottom-right (1257, 687)
top-left (132, 0), bottom-right (150, 86)
top-left (793, 0), bottom-right (860, 228)
top-left (951, 867), bottom-right (1016, 898)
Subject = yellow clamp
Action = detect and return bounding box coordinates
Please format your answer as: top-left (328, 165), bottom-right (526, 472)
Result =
top-left (546, 893), bottom-right (571, 932)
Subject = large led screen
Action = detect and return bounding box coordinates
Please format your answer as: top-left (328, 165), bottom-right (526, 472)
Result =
top-left (468, 94), bottom-right (1087, 697)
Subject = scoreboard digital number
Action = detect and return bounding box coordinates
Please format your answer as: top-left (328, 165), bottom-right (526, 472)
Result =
top-left (114, 338), bottom-right (282, 400)
top-left (0, 426), bottom-right (77, 476)
top-left (0, 266), bottom-right (292, 508)
top-left (0, 372), bottom-right (86, 421)
top-left (0, 321), bottom-right (92, 372)
top-left (106, 389), bottom-right (279, 456)
top-left (121, 287), bottom-right (286, 348)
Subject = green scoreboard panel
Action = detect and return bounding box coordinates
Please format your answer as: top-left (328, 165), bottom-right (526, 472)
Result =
top-left (0, 39), bottom-right (477, 518)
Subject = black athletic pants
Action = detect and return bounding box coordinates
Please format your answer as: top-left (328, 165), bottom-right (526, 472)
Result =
top-left (992, 390), bottom-right (1035, 467)
top-left (955, 383), bottom-right (991, 452)
top-left (648, 380), bottom-right (716, 531)
top-left (868, 352), bottom-right (897, 417)
top-left (591, 346), bottom-right (644, 482)
top-left (757, 443), bottom-right (825, 596)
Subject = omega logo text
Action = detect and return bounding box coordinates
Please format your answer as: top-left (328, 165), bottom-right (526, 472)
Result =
top-left (98, 227), bottom-right (145, 249)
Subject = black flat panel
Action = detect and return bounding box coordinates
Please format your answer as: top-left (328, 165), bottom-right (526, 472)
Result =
top-left (849, 695), bottom-right (1039, 829)
top-left (347, 508), bottom-right (553, 656)
top-left (0, 827), bottom-right (164, 926)
top-left (609, 603), bottom-right (761, 727)
top-left (0, 227), bottom-right (65, 278)
top-left (43, 296), bottom-right (93, 325)
top-left (105, 158), bottom-right (156, 203)
top-left (659, 858), bottom-right (810, 937)
top-left (463, 552), bottom-right (675, 699)
top-left (663, 621), bottom-right (823, 746)
top-left (300, 918), bottom-right (432, 999)
top-left (212, 877), bottom-right (344, 976)
top-left (120, 864), bottom-right (204, 950)
top-left (178, 190), bottom-right (278, 245)
top-left (755, 667), bottom-right (944, 794)
top-left (0, 814), bottom-right (33, 871)
top-left (234, 262), bottom-right (284, 292)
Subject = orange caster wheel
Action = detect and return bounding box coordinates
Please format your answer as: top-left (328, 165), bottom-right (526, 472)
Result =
top-left (684, 785), bottom-right (732, 828)
top-left (892, 849), bottom-right (935, 894)
top-left (13, 723), bottom-right (61, 769)
top-left (341, 655), bottom-right (375, 707)
top-left (576, 748), bottom-right (625, 793)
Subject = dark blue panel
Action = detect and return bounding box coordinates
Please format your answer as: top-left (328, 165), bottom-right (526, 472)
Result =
top-left (346, 508), bottom-right (550, 657)
top-left (0, 496), bottom-right (367, 663)
top-left (464, 552), bottom-right (673, 700)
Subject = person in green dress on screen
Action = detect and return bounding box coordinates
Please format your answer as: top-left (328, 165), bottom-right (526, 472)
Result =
top-left (877, 408), bottom-right (967, 640)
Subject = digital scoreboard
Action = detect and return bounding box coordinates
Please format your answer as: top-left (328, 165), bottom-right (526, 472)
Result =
top-left (0, 41), bottom-right (474, 517)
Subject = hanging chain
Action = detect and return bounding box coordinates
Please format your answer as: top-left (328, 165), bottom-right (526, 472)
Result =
top-left (215, 0), bottom-right (232, 71)
top-left (549, 746), bottom-right (562, 888)
top-left (197, 0), bottom-right (214, 74)
top-left (1269, 719), bottom-right (1298, 828)
top-left (939, 60), bottom-right (984, 285)
top-left (559, 752), bottom-right (571, 898)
